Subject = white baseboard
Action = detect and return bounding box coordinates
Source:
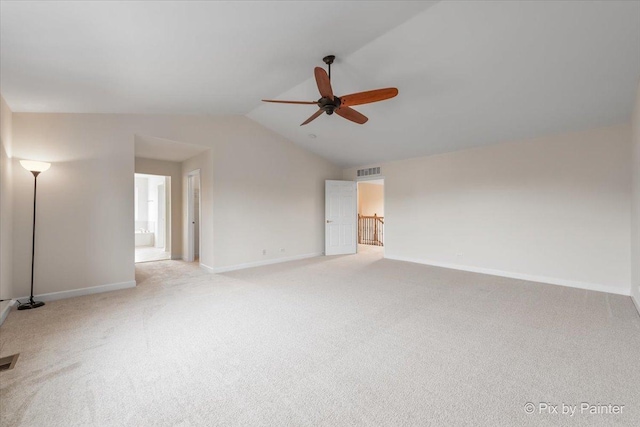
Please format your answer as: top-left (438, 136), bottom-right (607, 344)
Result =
top-left (200, 263), bottom-right (215, 273)
top-left (214, 253), bottom-right (322, 274)
top-left (171, 255), bottom-right (182, 261)
top-left (15, 280), bottom-right (137, 303)
top-left (632, 294), bottom-right (640, 317)
top-left (0, 300), bottom-right (15, 326)
top-left (385, 255), bottom-right (630, 296)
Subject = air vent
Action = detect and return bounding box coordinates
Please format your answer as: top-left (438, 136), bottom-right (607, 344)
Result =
top-left (0, 354), bottom-right (19, 372)
top-left (357, 167), bottom-right (381, 177)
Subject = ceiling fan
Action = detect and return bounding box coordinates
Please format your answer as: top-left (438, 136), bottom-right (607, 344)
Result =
top-left (262, 55), bottom-right (398, 126)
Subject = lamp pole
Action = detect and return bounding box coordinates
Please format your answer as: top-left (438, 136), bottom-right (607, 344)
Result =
top-left (17, 160), bottom-right (50, 310)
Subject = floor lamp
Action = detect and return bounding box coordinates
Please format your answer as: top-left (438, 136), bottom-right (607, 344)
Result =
top-left (17, 160), bottom-right (51, 310)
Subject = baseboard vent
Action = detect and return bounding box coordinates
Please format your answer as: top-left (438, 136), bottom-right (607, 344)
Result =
top-left (0, 354), bottom-right (19, 372)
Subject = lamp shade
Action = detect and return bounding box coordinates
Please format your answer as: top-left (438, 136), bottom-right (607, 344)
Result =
top-left (20, 160), bottom-right (51, 173)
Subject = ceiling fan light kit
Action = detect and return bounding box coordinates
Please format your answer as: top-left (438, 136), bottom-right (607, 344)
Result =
top-left (262, 55), bottom-right (398, 126)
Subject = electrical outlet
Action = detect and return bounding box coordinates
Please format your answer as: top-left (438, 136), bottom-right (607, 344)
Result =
top-left (280, 248), bottom-right (285, 253)
top-left (262, 249), bottom-right (266, 255)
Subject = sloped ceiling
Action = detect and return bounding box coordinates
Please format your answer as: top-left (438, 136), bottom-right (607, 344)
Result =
top-left (0, 1), bottom-right (433, 114)
top-left (249, 1), bottom-right (640, 167)
top-left (2, 1), bottom-right (639, 167)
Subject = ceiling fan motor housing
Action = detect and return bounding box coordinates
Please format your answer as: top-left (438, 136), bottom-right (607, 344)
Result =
top-left (319, 95), bottom-right (341, 114)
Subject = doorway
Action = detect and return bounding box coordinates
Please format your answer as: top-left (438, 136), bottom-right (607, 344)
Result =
top-left (323, 178), bottom-right (385, 256)
top-left (357, 179), bottom-right (384, 250)
top-left (134, 173), bottom-right (171, 263)
top-left (187, 170), bottom-right (201, 263)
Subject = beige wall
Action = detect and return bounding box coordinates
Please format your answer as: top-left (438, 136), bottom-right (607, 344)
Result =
top-left (135, 157), bottom-right (183, 258)
top-left (11, 114), bottom-right (136, 298)
top-left (344, 124), bottom-right (632, 295)
top-left (358, 182), bottom-right (384, 217)
top-left (210, 124), bottom-right (340, 270)
top-left (632, 81), bottom-right (640, 309)
top-left (0, 96), bottom-right (13, 306)
top-left (9, 113), bottom-right (340, 298)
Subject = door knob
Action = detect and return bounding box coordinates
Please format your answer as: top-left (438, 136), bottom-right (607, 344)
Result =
top-left (326, 220), bottom-right (333, 223)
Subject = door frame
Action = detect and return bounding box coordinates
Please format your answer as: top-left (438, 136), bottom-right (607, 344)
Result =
top-left (164, 177), bottom-right (171, 253)
top-left (134, 172), bottom-right (172, 263)
top-left (156, 182), bottom-right (166, 249)
top-left (187, 169), bottom-right (201, 263)
top-left (355, 176), bottom-right (385, 253)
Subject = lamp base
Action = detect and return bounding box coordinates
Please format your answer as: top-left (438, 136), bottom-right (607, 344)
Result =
top-left (17, 299), bottom-right (45, 310)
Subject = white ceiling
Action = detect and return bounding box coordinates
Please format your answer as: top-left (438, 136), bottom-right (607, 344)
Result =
top-left (2, 1), bottom-right (639, 168)
top-left (0, 1), bottom-right (432, 114)
top-left (249, 1), bottom-right (640, 167)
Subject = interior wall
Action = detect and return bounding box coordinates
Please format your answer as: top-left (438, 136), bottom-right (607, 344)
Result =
top-left (344, 124), bottom-right (632, 295)
top-left (631, 81), bottom-right (640, 309)
top-left (211, 122), bottom-right (341, 270)
top-left (358, 182), bottom-right (384, 217)
top-left (9, 113), bottom-right (339, 298)
top-left (135, 157), bottom-right (182, 258)
top-left (0, 96), bottom-right (13, 306)
top-left (11, 114), bottom-right (136, 298)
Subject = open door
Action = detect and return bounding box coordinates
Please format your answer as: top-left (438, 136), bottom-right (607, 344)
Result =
top-left (325, 180), bottom-right (357, 255)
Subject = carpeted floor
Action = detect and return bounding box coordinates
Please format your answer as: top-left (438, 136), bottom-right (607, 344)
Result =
top-left (1, 246), bottom-right (639, 426)
top-left (135, 245), bottom-right (171, 263)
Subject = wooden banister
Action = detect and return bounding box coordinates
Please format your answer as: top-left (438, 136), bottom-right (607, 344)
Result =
top-left (358, 214), bottom-right (384, 246)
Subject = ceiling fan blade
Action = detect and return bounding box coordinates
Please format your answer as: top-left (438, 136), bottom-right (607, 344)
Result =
top-left (340, 88), bottom-right (398, 107)
top-left (262, 99), bottom-right (317, 105)
top-left (314, 67), bottom-right (334, 100)
top-left (336, 107), bottom-right (368, 125)
top-left (300, 109), bottom-right (324, 126)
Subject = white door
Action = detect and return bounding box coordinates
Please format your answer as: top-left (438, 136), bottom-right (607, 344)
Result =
top-left (325, 180), bottom-right (357, 255)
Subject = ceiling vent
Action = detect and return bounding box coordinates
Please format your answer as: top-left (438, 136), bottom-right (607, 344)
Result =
top-left (357, 167), bottom-right (381, 177)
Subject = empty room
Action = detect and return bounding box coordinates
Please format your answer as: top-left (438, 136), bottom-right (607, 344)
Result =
top-left (0, 1), bottom-right (639, 426)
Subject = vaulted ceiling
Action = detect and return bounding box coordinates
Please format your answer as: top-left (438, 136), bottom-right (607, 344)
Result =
top-left (249, 1), bottom-right (640, 166)
top-left (0, 1), bottom-right (432, 114)
top-left (2, 1), bottom-right (639, 167)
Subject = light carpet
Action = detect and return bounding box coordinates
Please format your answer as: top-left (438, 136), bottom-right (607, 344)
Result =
top-left (1, 245), bottom-right (639, 426)
top-left (135, 246), bottom-right (171, 263)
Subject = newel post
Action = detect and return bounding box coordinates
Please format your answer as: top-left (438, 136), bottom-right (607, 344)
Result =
top-left (373, 213), bottom-right (378, 244)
